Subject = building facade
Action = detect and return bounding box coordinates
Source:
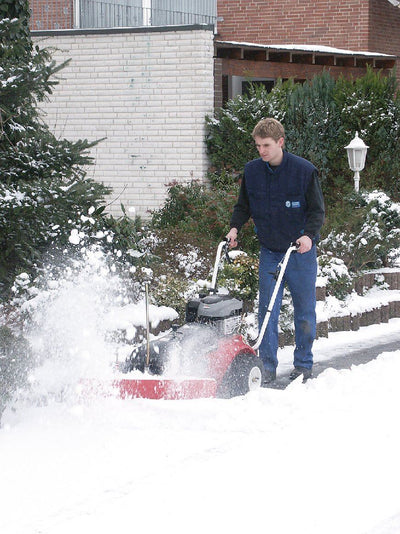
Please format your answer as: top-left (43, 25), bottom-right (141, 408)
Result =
top-left (27, 0), bottom-right (399, 216)
top-left (214, 0), bottom-right (399, 104)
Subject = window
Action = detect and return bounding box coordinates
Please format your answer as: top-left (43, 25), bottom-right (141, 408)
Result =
top-left (229, 76), bottom-right (275, 99)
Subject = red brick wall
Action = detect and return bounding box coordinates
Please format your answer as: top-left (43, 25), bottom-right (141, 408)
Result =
top-left (220, 58), bottom-right (391, 83)
top-left (216, 0), bottom-right (372, 51)
top-left (30, 0), bottom-right (74, 30)
top-left (369, 0), bottom-right (400, 55)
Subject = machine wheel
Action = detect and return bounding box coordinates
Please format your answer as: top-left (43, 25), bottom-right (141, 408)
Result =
top-left (217, 353), bottom-right (264, 398)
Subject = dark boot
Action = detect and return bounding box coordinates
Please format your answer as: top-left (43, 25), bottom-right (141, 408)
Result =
top-left (262, 369), bottom-right (276, 385)
top-left (289, 367), bottom-right (312, 382)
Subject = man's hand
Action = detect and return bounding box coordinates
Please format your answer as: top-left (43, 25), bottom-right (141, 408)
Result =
top-left (296, 235), bottom-right (312, 254)
top-left (226, 228), bottom-right (238, 248)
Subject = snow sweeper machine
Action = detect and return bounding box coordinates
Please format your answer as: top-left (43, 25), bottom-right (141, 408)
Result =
top-left (107, 240), bottom-right (297, 400)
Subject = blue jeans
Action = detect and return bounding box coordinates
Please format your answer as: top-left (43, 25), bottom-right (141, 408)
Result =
top-left (258, 246), bottom-right (317, 372)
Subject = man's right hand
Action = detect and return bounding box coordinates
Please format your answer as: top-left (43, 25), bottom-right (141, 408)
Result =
top-left (226, 228), bottom-right (238, 248)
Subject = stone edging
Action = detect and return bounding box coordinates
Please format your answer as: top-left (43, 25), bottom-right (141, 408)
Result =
top-left (280, 270), bottom-right (400, 347)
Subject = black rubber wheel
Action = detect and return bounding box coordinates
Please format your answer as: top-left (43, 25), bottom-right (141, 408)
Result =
top-left (217, 353), bottom-right (264, 398)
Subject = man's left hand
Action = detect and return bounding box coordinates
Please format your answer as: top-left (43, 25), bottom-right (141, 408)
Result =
top-left (296, 235), bottom-right (312, 254)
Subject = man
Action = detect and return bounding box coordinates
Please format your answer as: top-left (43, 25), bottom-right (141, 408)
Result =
top-left (226, 118), bottom-right (325, 383)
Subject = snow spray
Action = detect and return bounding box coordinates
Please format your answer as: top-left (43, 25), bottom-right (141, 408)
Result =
top-left (161, 323), bottom-right (220, 378)
top-left (13, 246), bottom-right (145, 403)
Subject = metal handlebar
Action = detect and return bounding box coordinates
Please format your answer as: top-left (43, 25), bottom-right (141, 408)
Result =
top-left (252, 244), bottom-right (298, 350)
top-left (210, 239), bottom-right (231, 292)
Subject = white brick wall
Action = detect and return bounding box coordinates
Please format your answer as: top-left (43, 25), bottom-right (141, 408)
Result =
top-left (33, 27), bottom-right (215, 218)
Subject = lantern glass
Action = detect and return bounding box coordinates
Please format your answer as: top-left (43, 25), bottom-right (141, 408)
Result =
top-left (347, 148), bottom-right (367, 171)
top-left (345, 132), bottom-right (368, 172)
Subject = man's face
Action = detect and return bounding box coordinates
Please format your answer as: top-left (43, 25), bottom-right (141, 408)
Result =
top-left (254, 135), bottom-right (284, 166)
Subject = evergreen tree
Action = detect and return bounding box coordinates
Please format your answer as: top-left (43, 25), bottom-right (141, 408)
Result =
top-left (0, 1), bottom-right (122, 296)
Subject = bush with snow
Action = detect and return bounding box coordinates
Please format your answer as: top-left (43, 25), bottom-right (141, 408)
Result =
top-left (318, 255), bottom-right (353, 299)
top-left (218, 253), bottom-right (259, 305)
top-left (206, 68), bottom-right (400, 202)
top-left (320, 191), bottom-right (400, 273)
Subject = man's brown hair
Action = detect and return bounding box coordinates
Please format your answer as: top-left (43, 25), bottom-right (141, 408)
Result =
top-left (252, 118), bottom-right (285, 141)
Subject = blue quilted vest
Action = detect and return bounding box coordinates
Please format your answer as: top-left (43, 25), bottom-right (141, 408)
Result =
top-left (244, 151), bottom-right (317, 251)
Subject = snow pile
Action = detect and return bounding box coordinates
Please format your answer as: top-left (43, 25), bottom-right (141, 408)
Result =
top-left (317, 284), bottom-right (400, 322)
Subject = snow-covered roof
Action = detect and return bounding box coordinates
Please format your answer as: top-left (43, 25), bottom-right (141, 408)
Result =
top-left (216, 40), bottom-right (397, 59)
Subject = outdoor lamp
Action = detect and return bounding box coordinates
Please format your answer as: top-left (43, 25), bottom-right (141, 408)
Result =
top-left (345, 132), bottom-right (369, 192)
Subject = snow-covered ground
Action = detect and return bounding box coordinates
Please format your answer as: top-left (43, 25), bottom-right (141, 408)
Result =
top-left (1, 323), bottom-right (400, 534)
top-left (1, 249), bottom-right (400, 534)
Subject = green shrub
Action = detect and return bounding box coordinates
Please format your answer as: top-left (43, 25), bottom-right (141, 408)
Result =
top-left (206, 69), bottom-right (400, 206)
top-left (218, 253), bottom-right (259, 305)
top-left (284, 72), bottom-right (342, 189)
top-left (151, 180), bottom-right (259, 255)
top-left (334, 67), bottom-right (400, 199)
top-left (205, 81), bottom-right (290, 173)
top-left (320, 190), bottom-right (400, 272)
top-left (318, 255), bottom-right (353, 299)
top-left (150, 274), bottom-right (192, 321)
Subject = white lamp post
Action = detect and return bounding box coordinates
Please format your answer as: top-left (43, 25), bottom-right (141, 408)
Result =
top-left (345, 132), bottom-right (369, 192)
